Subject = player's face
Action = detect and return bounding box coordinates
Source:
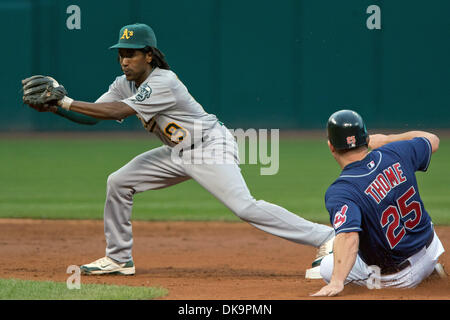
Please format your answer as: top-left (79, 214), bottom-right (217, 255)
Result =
top-left (118, 49), bottom-right (152, 83)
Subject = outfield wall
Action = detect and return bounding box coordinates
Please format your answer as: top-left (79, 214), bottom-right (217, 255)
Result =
top-left (2, 0), bottom-right (449, 131)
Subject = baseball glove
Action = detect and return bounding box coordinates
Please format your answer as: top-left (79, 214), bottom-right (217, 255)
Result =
top-left (21, 75), bottom-right (67, 112)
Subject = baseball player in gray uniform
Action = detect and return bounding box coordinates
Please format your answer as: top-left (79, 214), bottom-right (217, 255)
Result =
top-left (21, 23), bottom-right (334, 278)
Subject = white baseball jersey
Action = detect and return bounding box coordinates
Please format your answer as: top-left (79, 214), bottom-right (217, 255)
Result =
top-left (96, 67), bottom-right (219, 148)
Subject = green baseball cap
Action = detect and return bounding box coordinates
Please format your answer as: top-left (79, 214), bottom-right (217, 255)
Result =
top-left (109, 23), bottom-right (157, 49)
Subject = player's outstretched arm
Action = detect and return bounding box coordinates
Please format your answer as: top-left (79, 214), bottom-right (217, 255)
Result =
top-left (311, 232), bottom-right (359, 297)
top-left (369, 131), bottom-right (439, 153)
top-left (21, 75), bottom-right (136, 122)
top-left (64, 100), bottom-right (137, 121)
top-left (53, 107), bottom-right (100, 125)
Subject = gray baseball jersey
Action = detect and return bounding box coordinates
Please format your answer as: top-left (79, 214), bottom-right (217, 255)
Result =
top-left (95, 67), bottom-right (334, 263)
top-left (96, 67), bottom-right (218, 148)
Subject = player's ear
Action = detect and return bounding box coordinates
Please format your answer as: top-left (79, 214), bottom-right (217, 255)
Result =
top-left (146, 52), bottom-right (153, 64)
top-left (327, 140), bottom-right (334, 152)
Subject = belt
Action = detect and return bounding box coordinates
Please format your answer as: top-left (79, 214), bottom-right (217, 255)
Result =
top-left (178, 135), bottom-right (209, 157)
top-left (179, 121), bottom-right (223, 155)
top-left (189, 135), bottom-right (208, 150)
top-left (187, 121), bottom-right (222, 150)
top-left (381, 231), bottom-right (434, 275)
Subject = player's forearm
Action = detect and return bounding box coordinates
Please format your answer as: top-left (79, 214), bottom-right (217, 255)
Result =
top-left (65, 101), bottom-right (135, 121)
top-left (386, 131), bottom-right (437, 144)
top-left (329, 232), bottom-right (359, 284)
top-left (369, 131), bottom-right (439, 152)
top-left (53, 107), bottom-right (100, 125)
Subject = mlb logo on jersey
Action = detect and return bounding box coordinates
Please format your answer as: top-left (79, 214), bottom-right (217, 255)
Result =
top-left (346, 136), bottom-right (356, 147)
top-left (333, 204), bottom-right (348, 229)
top-left (367, 160), bottom-right (375, 169)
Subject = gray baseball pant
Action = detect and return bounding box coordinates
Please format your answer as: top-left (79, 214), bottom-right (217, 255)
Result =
top-left (103, 125), bottom-right (334, 262)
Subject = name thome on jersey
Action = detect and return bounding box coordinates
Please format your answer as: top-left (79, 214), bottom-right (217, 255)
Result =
top-left (364, 162), bottom-right (407, 204)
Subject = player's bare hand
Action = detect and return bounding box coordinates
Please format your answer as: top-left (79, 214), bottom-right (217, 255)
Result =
top-left (368, 134), bottom-right (388, 150)
top-left (310, 281), bottom-right (344, 297)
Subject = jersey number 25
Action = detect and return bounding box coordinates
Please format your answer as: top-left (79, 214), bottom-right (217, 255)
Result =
top-left (380, 186), bottom-right (422, 249)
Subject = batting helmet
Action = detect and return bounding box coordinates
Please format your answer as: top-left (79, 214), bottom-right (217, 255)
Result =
top-left (327, 109), bottom-right (369, 150)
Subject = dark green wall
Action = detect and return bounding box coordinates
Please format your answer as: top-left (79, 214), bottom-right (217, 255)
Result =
top-left (2, 0), bottom-right (449, 131)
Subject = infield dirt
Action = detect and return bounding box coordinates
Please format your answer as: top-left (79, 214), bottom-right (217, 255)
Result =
top-left (0, 219), bottom-right (448, 300)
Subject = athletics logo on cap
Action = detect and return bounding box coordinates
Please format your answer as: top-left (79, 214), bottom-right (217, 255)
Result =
top-left (120, 28), bottom-right (134, 40)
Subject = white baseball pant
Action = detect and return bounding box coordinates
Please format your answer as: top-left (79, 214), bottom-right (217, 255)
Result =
top-left (319, 231), bottom-right (445, 288)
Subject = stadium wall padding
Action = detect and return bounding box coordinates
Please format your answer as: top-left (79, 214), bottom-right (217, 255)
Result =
top-left (2, 0), bottom-right (449, 131)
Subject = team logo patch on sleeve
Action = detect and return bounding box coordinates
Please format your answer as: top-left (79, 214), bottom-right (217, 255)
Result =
top-left (333, 204), bottom-right (348, 229)
top-left (135, 83), bottom-right (152, 101)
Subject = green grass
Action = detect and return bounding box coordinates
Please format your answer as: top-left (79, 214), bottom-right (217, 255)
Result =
top-left (0, 137), bottom-right (449, 224)
top-left (0, 278), bottom-right (167, 300)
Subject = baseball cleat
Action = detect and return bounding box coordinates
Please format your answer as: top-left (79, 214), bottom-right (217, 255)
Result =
top-left (305, 236), bottom-right (334, 279)
top-left (80, 256), bottom-right (135, 275)
top-left (434, 263), bottom-right (447, 279)
top-left (305, 266), bottom-right (322, 279)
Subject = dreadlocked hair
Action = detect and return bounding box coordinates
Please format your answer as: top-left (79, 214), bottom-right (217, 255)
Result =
top-left (141, 46), bottom-right (170, 70)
